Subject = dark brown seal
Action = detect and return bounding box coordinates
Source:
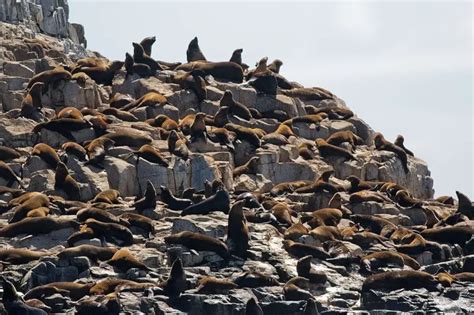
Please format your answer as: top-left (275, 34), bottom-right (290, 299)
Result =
top-left (160, 186), bottom-right (193, 210)
top-left (134, 180), bottom-right (157, 213)
top-left (20, 82), bottom-right (44, 120)
top-left (227, 200), bottom-right (249, 258)
top-left (283, 240), bottom-right (330, 259)
top-left (361, 270), bottom-right (439, 292)
top-left (181, 189), bottom-right (230, 215)
top-left (315, 138), bottom-right (357, 161)
top-left (55, 162), bottom-right (80, 201)
top-left (0, 248), bottom-right (48, 264)
top-left (0, 161), bottom-right (22, 188)
top-left (57, 244), bottom-right (117, 262)
top-left (373, 132), bottom-right (409, 173)
top-left (132, 42), bottom-right (161, 73)
top-left (0, 217), bottom-right (78, 237)
top-left (176, 61), bottom-right (243, 83)
top-left (24, 282), bottom-right (94, 301)
top-left (159, 258), bottom-right (188, 297)
top-left (219, 90), bottom-right (252, 121)
top-left (394, 134), bottom-right (414, 156)
top-left (61, 142), bottom-right (87, 161)
top-left (164, 231), bottom-right (230, 259)
top-left (186, 36), bottom-right (207, 62)
top-left (167, 130), bottom-right (189, 160)
top-left (297, 255), bottom-right (327, 284)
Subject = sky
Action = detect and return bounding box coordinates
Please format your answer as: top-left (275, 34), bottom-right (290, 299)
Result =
top-left (69, 1), bottom-right (473, 197)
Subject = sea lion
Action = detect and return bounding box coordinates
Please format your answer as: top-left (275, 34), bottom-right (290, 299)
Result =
top-left (394, 232), bottom-right (427, 255)
top-left (283, 277), bottom-right (313, 301)
top-left (284, 223), bottom-right (310, 241)
top-left (164, 231), bottom-right (230, 259)
top-left (186, 36), bottom-right (207, 62)
top-left (72, 60), bottom-right (124, 85)
top-left (89, 278), bottom-right (155, 295)
top-left (195, 276), bottom-right (238, 294)
top-left (394, 135), bottom-right (414, 156)
top-left (295, 170), bottom-right (340, 194)
top-left (308, 106), bottom-right (354, 120)
top-left (140, 36), bottom-right (156, 56)
top-left (0, 146), bottom-right (22, 162)
top-left (373, 133), bottom-right (409, 173)
top-left (160, 186), bottom-right (192, 210)
top-left (176, 61), bottom-right (244, 83)
top-left (109, 93), bottom-right (134, 109)
top-left (227, 200), bottom-right (249, 258)
top-left (55, 162), bottom-right (80, 200)
top-left (181, 189), bottom-right (230, 215)
top-left (101, 107), bottom-right (138, 122)
top-left (297, 255), bottom-right (328, 284)
top-left (315, 138), bottom-right (356, 160)
top-left (394, 190), bottom-right (423, 208)
top-left (132, 42), bottom-right (161, 73)
top-left (224, 123), bottom-right (261, 148)
top-left (0, 248), bottom-right (47, 264)
top-left (168, 130), bottom-right (189, 160)
top-left (421, 226), bottom-right (473, 245)
top-left (32, 143), bottom-right (60, 169)
top-left (171, 70), bottom-right (207, 102)
top-left (85, 137), bottom-right (115, 165)
top-left (20, 82), bottom-right (44, 120)
top-left (326, 130), bottom-right (364, 150)
top-left (119, 213), bottom-right (154, 235)
top-left (0, 161), bottom-right (22, 188)
top-left (91, 189), bottom-right (121, 204)
top-left (9, 192), bottom-right (50, 223)
top-left (57, 107), bottom-right (84, 120)
top-left (349, 190), bottom-right (388, 204)
top-left (456, 191), bottom-right (474, 219)
top-left (0, 217), bottom-right (78, 237)
top-left (361, 270), bottom-right (439, 292)
top-left (132, 144), bottom-right (169, 167)
top-left (267, 59), bottom-right (283, 73)
top-left (233, 156), bottom-right (259, 178)
top-left (122, 91), bottom-right (167, 111)
top-left (24, 282), bottom-right (94, 301)
top-left (27, 67), bottom-right (71, 89)
top-left (125, 52), bottom-right (152, 78)
top-left (75, 294), bottom-right (120, 315)
top-left (134, 180), bottom-right (157, 213)
top-left (307, 208), bottom-right (343, 227)
top-left (270, 180), bottom-right (313, 196)
top-left (298, 143), bottom-right (315, 160)
top-left (248, 62), bottom-right (278, 95)
top-left (220, 90), bottom-right (252, 121)
top-left (57, 245), bottom-right (117, 262)
top-left (102, 131), bottom-right (152, 148)
top-left (159, 258), bottom-right (188, 297)
top-left (245, 297), bottom-right (263, 315)
top-left (309, 226), bottom-right (342, 242)
top-left (281, 87), bottom-right (334, 101)
top-left (207, 127), bottom-right (236, 152)
top-left (283, 240), bottom-right (330, 259)
top-left (361, 251), bottom-right (405, 272)
top-left (229, 48), bottom-right (249, 71)
top-left (435, 195), bottom-right (455, 205)
top-left (274, 123), bottom-right (296, 138)
top-left (190, 112), bottom-right (207, 142)
top-left (234, 271), bottom-right (280, 288)
top-left (271, 203), bottom-right (294, 226)
top-left (32, 118), bottom-right (92, 141)
top-left (83, 218), bottom-right (134, 246)
top-left (1, 277), bottom-right (47, 315)
top-left (105, 248), bottom-right (149, 271)
top-left (76, 207), bottom-right (122, 225)
top-left (346, 175), bottom-right (385, 193)
top-left (61, 142), bottom-right (87, 161)
top-left (147, 114), bottom-right (178, 130)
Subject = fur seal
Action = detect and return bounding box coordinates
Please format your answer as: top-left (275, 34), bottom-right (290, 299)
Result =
top-left (456, 191), bottom-right (474, 219)
top-left (190, 112), bottom-right (207, 142)
top-left (267, 59), bottom-right (283, 73)
top-left (309, 226), bottom-right (342, 242)
top-left (295, 170), bottom-right (340, 194)
top-left (360, 251), bottom-right (405, 272)
top-left (132, 42), bottom-right (161, 72)
top-left (234, 271), bottom-right (280, 288)
top-left (186, 36), bottom-right (207, 62)
top-left (57, 245), bottom-right (117, 262)
top-left (27, 67), bottom-right (71, 89)
top-left (307, 208), bottom-right (343, 227)
top-left (195, 276), bottom-right (238, 294)
top-left (394, 190), bottom-right (423, 208)
top-left (0, 146), bottom-right (22, 162)
top-left (159, 258), bottom-right (188, 297)
top-left (102, 131), bottom-right (152, 148)
top-left (0, 161), bottom-right (22, 188)
top-left (119, 213), bottom-right (154, 235)
top-left (83, 218), bottom-right (134, 246)
top-left (297, 255), bottom-right (328, 284)
top-left (245, 297), bottom-right (263, 315)
top-left (147, 114), bottom-right (178, 130)
top-left (122, 91), bottom-right (167, 111)
top-left (24, 282), bottom-right (94, 301)
top-left (171, 70), bottom-right (207, 102)
top-left (76, 207), bottom-right (122, 225)
top-left (91, 189), bottom-right (121, 204)
top-left (32, 118), bottom-right (92, 141)
top-left (181, 189), bottom-right (230, 215)
top-left (89, 278), bottom-right (155, 295)
top-left (101, 107), bottom-right (138, 122)
top-left (435, 195), bottom-right (454, 205)
top-left (160, 186), bottom-right (193, 210)
top-left (315, 138), bottom-right (357, 160)
top-left (346, 175), bottom-right (385, 193)
top-left (233, 156), bottom-right (259, 178)
top-left (55, 162), bottom-right (80, 200)
top-left (349, 190), bottom-right (388, 204)
top-left (394, 135), bottom-right (414, 156)
top-left (247, 59), bottom-right (278, 95)
top-left (224, 123), bottom-right (261, 148)
top-left (9, 192), bottom-right (50, 223)
top-left (72, 60), bottom-right (124, 85)
top-left (85, 137), bottom-right (115, 165)
top-left (207, 127), bottom-right (236, 152)
top-left (164, 231), bottom-right (230, 259)
top-left (326, 130), bottom-right (364, 150)
top-left (421, 226), bottom-right (473, 245)
top-left (283, 277), bottom-right (313, 301)
top-left (1, 277), bottom-right (47, 315)
top-left (32, 143), bottom-right (60, 169)
top-left (125, 52), bottom-right (152, 78)
top-left (61, 142), bottom-right (87, 161)
top-left (373, 133), bottom-right (409, 173)
top-left (168, 130), bottom-right (189, 160)
top-left (220, 90), bottom-right (252, 121)
top-left (0, 248), bottom-right (47, 264)
top-left (176, 61), bottom-right (244, 83)
top-left (134, 180), bottom-right (157, 213)
top-left (283, 240), bottom-right (330, 259)
top-left (281, 87), bottom-right (334, 101)
top-left (57, 107), bottom-right (84, 120)
top-left (20, 82), bottom-right (44, 120)
top-left (361, 270), bottom-right (439, 292)
top-left (284, 222), bottom-right (309, 241)
top-left (132, 144), bottom-right (169, 167)
top-left (227, 200), bottom-right (249, 258)
top-left (105, 248), bottom-right (149, 271)
top-left (140, 36), bottom-right (156, 56)
top-left (0, 217), bottom-right (78, 237)
top-left (229, 48), bottom-right (249, 70)
top-left (270, 180), bottom-right (313, 196)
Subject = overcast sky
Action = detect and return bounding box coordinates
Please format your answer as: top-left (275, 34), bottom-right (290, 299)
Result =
top-left (69, 1), bottom-right (473, 197)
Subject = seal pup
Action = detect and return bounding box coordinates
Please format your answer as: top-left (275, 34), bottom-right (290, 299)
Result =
top-left (181, 189), bottom-right (230, 215)
top-left (373, 133), bottom-right (409, 173)
top-left (227, 200), bottom-right (249, 258)
top-left (186, 36), bottom-right (207, 62)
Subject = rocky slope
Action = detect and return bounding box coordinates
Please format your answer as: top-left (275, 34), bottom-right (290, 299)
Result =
top-left (0, 2), bottom-right (473, 314)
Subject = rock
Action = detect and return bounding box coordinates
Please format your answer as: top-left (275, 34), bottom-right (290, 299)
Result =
top-left (3, 61), bottom-right (34, 78)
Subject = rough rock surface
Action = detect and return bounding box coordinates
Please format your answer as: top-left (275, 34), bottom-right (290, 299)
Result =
top-left (0, 6), bottom-right (473, 315)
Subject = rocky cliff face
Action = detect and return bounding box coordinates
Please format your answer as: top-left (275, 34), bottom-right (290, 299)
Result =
top-left (0, 5), bottom-right (473, 315)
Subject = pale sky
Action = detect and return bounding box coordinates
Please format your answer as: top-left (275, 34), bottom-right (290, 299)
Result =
top-left (69, 1), bottom-right (473, 197)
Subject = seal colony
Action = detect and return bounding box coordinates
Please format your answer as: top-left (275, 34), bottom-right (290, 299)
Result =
top-left (0, 17), bottom-right (472, 315)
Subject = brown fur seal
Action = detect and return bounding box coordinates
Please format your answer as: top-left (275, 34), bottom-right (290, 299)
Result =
top-left (186, 36), bottom-right (207, 62)
top-left (32, 118), bottom-right (92, 141)
top-left (0, 146), bottom-right (22, 162)
top-left (176, 61), bottom-right (243, 83)
top-left (159, 258), bottom-right (188, 297)
top-left (233, 156), bottom-right (259, 178)
top-left (297, 255), bottom-right (328, 284)
top-left (102, 131), bottom-right (152, 148)
top-left (132, 144), bottom-right (169, 167)
top-left (109, 93), bottom-right (134, 109)
top-left (125, 52), bottom-right (152, 78)
top-left (20, 82), bottom-right (44, 120)
top-left (267, 59), bottom-right (283, 73)
top-left (24, 282), bottom-right (94, 301)
top-left (421, 226), bottom-right (473, 245)
top-left (298, 143), bottom-right (315, 160)
top-left (224, 123), bottom-right (261, 148)
top-left (283, 277), bottom-right (313, 301)
top-left (105, 248), bottom-right (149, 271)
top-left (284, 223), bottom-right (310, 241)
top-left (283, 240), bottom-right (330, 259)
top-left (140, 36), bottom-right (156, 56)
top-left (55, 162), bottom-right (80, 200)
top-left (326, 130), bottom-right (364, 151)
top-left (274, 123), bottom-right (296, 138)
top-left (315, 138), bottom-right (356, 160)
top-left (229, 48), bottom-right (249, 71)
top-left (101, 107), bottom-right (138, 122)
top-left (76, 207), bottom-right (122, 225)
top-left (171, 70), bottom-right (207, 102)
top-left (271, 203), bottom-right (294, 226)
top-left (394, 134), bottom-right (414, 156)
top-left (32, 143), bottom-right (60, 169)
top-left (164, 231), bottom-right (230, 259)
top-left (227, 200), bottom-right (249, 258)
top-left (281, 87), bottom-right (335, 101)
top-left (147, 114), bottom-right (178, 130)
top-left (83, 218), bottom-right (134, 246)
top-left (61, 142), bottom-right (87, 161)
top-left (346, 175), bottom-right (385, 193)
top-left (195, 276), bottom-right (238, 294)
top-left (309, 226), bottom-right (342, 242)
top-left (373, 133), bottom-right (409, 173)
top-left (248, 59), bottom-right (278, 95)
top-left (270, 180), bottom-right (313, 196)
top-left (220, 90), bottom-right (252, 121)
top-left (9, 192), bottom-right (50, 223)
top-left (234, 271), bottom-right (280, 288)
top-left (207, 127), bottom-right (236, 152)
top-left (295, 170), bottom-right (340, 194)
top-left (0, 161), bottom-right (22, 188)
top-left (57, 245), bottom-right (117, 262)
top-left (132, 42), bottom-right (161, 72)
top-left (456, 191), bottom-right (474, 219)
top-left (160, 186), bottom-right (192, 210)
top-left (349, 190), bottom-right (388, 204)
top-left (190, 112), bottom-right (207, 142)
top-left (361, 270), bottom-right (439, 292)
top-left (119, 213), bottom-right (154, 235)
top-left (0, 248), bottom-right (48, 264)
top-left (307, 208), bottom-right (343, 227)
top-left (27, 67), bottom-right (71, 89)
top-left (394, 190), bottom-right (423, 208)
top-left (1, 277), bottom-right (47, 315)
top-left (309, 106), bottom-right (354, 120)
top-left (134, 180), bottom-right (157, 213)
top-left (89, 278), bottom-right (155, 295)
top-left (181, 189), bottom-right (230, 215)
top-left (57, 107), bottom-right (83, 120)
top-left (435, 195), bottom-right (454, 205)
top-left (0, 217), bottom-right (78, 237)
top-left (168, 130), bottom-right (189, 160)
top-left (245, 297), bottom-right (263, 315)
top-left (361, 251), bottom-right (405, 272)
top-left (72, 60), bottom-right (124, 86)
top-left (91, 189), bottom-right (121, 204)
top-left (85, 137), bottom-right (115, 166)
top-left (122, 91), bottom-right (167, 111)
